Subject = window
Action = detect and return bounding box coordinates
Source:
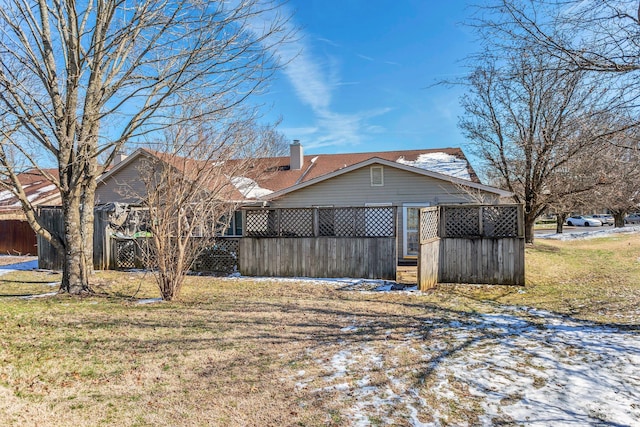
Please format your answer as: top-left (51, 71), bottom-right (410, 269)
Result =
top-left (370, 166), bottom-right (384, 186)
top-left (223, 211), bottom-right (243, 236)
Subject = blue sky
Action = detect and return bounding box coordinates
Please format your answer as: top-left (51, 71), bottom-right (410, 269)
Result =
top-left (260, 1), bottom-right (478, 156)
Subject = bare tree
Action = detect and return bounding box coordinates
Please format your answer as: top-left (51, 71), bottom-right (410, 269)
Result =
top-left (135, 117), bottom-right (285, 300)
top-left (478, 0), bottom-right (640, 74)
top-left (0, 0), bottom-right (290, 293)
top-left (459, 50), bottom-right (630, 243)
top-left (545, 154), bottom-right (609, 233)
top-left (593, 143), bottom-right (640, 226)
top-left (474, 0), bottom-right (640, 150)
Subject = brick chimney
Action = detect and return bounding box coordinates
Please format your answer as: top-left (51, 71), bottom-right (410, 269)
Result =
top-left (290, 140), bottom-right (303, 170)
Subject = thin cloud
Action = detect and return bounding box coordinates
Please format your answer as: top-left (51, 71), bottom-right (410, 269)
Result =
top-left (316, 37), bottom-right (341, 47)
top-left (357, 53), bottom-right (374, 61)
top-left (247, 3), bottom-right (392, 150)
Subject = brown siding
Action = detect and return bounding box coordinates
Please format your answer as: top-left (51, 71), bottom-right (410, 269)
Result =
top-left (0, 220), bottom-right (37, 255)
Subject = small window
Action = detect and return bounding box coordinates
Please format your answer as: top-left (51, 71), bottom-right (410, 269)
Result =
top-left (370, 166), bottom-right (384, 186)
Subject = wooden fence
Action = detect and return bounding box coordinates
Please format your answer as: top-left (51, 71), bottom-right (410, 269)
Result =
top-left (112, 236), bottom-right (239, 274)
top-left (36, 207), bottom-right (64, 270)
top-left (37, 206), bottom-right (114, 271)
top-left (241, 207), bottom-right (397, 280)
top-left (0, 219), bottom-right (37, 255)
top-left (37, 205), bottom-right (240, 274)
top-left (418, 204), bottom-right (525, 289)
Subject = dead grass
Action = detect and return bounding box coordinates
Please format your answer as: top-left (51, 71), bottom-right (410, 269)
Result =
top-left (0, 234), bottom-right (638, 425)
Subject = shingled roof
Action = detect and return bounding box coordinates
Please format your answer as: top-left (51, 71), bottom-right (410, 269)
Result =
top-left (97, 145), bottom-right (492, 202)
top-left (246, 147), bottom-right (480, 194)
top-left (0, 169), bottom-right (60, 217)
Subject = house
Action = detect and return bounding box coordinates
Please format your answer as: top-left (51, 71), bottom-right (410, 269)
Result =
top-left (95, 142), bottom-right (512, 264)
top-left (0, 169), bottom-right (60, 255)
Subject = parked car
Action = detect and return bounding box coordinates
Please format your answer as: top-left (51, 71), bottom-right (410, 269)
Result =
top-left (566, 215), bottom-right (602, 227)
top-left (591, 214), bottom-right (614, 226)
top-left (625, 213), bottom-right (640, 225)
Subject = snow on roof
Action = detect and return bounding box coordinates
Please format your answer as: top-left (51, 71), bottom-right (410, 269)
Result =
top-left (230, 176), bottom-right (273, 199)
top-left (396, 152), bottom-right (471, 181)
top-left (0, 190), bottom-right (14, 203)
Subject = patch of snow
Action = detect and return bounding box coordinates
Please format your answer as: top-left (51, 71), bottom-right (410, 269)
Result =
top-left (537, 225), bottom-right (640, 240)
top-left (301, 305), bottom-right (640, 426)
top-left (136, 298), bottom-right (163, 305)
top-left (230, 176), bottom-right (273, 198)
top-left (0, 190), bottom-right (15, 202)
top-left (20, 292), bottom-right (57, 299)
top-left (28, 184), bottom-right (57, 200)
top-left (422, 308), bottom-right (640, 426)
top-left (396, 152), bottom-right (471, 180)
top-left (0, 259), bottom-right (38, 276)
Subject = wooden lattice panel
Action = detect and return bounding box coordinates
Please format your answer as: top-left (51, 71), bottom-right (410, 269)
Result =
top-left (443, 207), bottom-right (480, 237)
top-left (115, 238), bottom-right (154, 270)
top-left (116, 239), bottom-right (137, 269)
top-left (245, 209), bottom-right (278, 237)
top-left (318, 208), bottom-right (338, 236)
top-left (244, 206), bottom-right (396, 238)
top-left (482, 206), bottom-right (519, 237)
top-left (419, 207), bottom-right (439, 243)
top-left (362, 207), bottom-right (395, 237)
top-left (331, 208), bottom-right (359, 236)
top-left (280, 209), bottom-right (314, 237)
top-left (193, 238), bottom-right (239, 274)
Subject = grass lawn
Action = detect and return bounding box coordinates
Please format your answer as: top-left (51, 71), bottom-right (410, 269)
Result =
top-left (0, 234), bottom-right (639, 426)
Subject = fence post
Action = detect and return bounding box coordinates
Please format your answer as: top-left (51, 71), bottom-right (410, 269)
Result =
top-left (313, 208), bottom-right (319, 237)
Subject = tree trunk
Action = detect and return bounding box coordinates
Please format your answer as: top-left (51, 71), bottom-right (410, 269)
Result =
top-left (80, 179), bottom-right (97, 277)
top-left (612, 211), bottom-right (626, 228)
top-left (556, 213), bottom-right (568, 233)
top-left (59, 197), bottom-right (92, 294)
top-left (524, 216), bottom-right (536, 244)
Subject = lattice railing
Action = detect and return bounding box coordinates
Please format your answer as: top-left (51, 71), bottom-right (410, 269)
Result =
top-left (192, 238), bottom-right (239, 274)
top-left (115, 239), bottom-right (137, 269)
top-left (444, 206), bottom-right (481, 236)
top-left (442, 205), bottom-right (522, 238)
top-left (482, 205), bottom-right (519, 237)
top-left (419, 207), bottom-right (439, 243)
top-left (245, 209), bottom-right (278, 237)
top-left (245, 207), bottom-right (396, 238)
top-left (280, 208), bottom-right (314, 237)
top-left (114, 237), bottom-right (239, 274)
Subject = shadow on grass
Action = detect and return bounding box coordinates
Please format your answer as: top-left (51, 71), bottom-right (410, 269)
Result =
top-left (3, 285), bottom-right (639, 425)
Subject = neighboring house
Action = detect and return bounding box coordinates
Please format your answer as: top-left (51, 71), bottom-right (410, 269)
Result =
top-left (95, 142), bottom-right (512, 262)
top-left (0, 169), bottom-right (60, 255)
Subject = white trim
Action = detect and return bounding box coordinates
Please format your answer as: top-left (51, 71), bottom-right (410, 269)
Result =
top-left (370, 165), bottom-right (384, 186)
top-left (402, 202), bottom-right (430, 258)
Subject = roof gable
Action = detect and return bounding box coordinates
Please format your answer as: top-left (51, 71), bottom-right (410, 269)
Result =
top-left (250, 147), bottom-right (482, 194)
top-left (264, 157), bottom-right (513, 200)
